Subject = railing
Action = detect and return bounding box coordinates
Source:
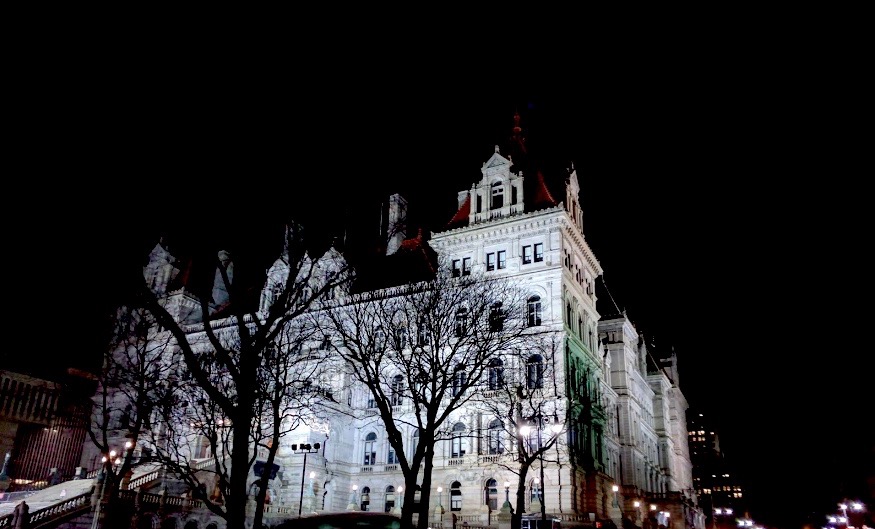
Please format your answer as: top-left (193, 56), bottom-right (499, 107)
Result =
top-left (447, 457), bottom-right (465, 466)
top-left (0, 490), bottom-right (92, 528)
top-left (127, 469), bottom-right (161, 490)
top-left (0, 454), bottom-right (242, 529)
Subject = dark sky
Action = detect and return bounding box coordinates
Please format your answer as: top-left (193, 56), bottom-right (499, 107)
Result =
top-left (7, 38), bottom-right (872, 529)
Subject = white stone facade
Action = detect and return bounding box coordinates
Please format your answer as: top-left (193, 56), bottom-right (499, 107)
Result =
top-left (87, 143), bottom-right (704, 529)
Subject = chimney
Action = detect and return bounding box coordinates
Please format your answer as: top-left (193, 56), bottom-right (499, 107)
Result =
top-left (383, 193), bottom-right (408, 256)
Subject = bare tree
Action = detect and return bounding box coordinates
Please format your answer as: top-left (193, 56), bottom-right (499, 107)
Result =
top-left (470, 334), bottom-right (568, 529)
top-left (125, 224), bottom-right (351, 528)
top-left (86, 305), bottom-right (172, 528)
top-left (317, 258), bottom-right (537, 529)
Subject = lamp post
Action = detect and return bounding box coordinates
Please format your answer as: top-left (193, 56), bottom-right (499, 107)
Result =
top-left (714, 507), bottom-right (733, 529)
top-left (437, 486), bottom-right (444, 522)
top-left (519, 411), bottom-right (563, 521)
top-left (91, 447), bottom-right (124, 529)
top-left (347, 485), bottom-right (359, 511)
top-left (293, 442), bottom-right (321, 516)
top-left (530, 477), bottom-right (542, 515)
top-left (736, 515), bottom-right (754, 528)
top-left (393, 486), bottom-right (403, 515)
top-left (837, 501), bottom-right (865, 527)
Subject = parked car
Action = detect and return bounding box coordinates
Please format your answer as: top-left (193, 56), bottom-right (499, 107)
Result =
top-left (272, 511), bottom-right (415, 529)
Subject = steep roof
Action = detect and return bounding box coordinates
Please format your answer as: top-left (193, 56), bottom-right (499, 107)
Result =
top-left (350, 229), bottom-right (437, 293)
top-left (443, 194), bottom-right (471, 231)
top-left (441, 110), bottom-right (570, 230)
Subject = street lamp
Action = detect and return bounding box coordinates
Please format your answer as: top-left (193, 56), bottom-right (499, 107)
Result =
top-left (293, 442), bottom-right (321, 516)
top-left (91, 447), bottom-right (124, 529)
top-left (632, 501), bottom-right (642, 524)
top-left (837, 501), bottom-right (865, 526)
top-left (736, 516), bottom-right (754, 527)
top-left (394, 486), bottom-right (403, 515)
top-left (534, 477), bottom-right (541, 499)
top-left (520, 412), bottom-right (563, 521)
top-left (437, 486), bottom-right (444, 522)
top-left (714, 507), bottom-right (733, 529)
top-left (347, 485), bottom-right (359, 511)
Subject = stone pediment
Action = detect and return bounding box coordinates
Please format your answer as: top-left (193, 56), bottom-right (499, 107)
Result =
top-left (482, 150), bottom-right (511, 170)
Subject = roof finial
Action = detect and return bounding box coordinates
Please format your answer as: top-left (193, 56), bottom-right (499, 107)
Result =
top-left (510, 109), bottom-right (527, 155)
top-left (495, 144), bottom-right (500, 153)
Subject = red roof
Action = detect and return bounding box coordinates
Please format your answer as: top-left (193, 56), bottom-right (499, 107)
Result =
top-left (532, 170), bottom-right (559, 209)
top-left (444, 194), bottom-right (471, 230)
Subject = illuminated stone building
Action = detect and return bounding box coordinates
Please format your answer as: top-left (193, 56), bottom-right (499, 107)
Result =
top-left (75, 113), bottom-right (705, 529)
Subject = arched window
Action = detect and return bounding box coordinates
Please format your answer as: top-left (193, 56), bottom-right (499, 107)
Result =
top-left (487, 358), bottom-right (504, 390)
top-left (393, 325), bottom-right (407, 350)
top-left (455, 307), bottom-right (469, 337)
top-left (485, 479), bottom-right (498, 510)
top-left (361, 486), bottom-right (371, 511)
top-left (391, 375), bottom-right (404, 406)
top-left (527, 354), bottom-right (544, 389)
top-left (531, 478), bottom-right (541, 503)
top-left (491, 181), bottom-right (504, 209)
top-left (488, 419), bottom-right (504, 455)
top-left (451, 481), bottom-right (462, 511)
top-left (411, 429), bottom-right (420, 458)
top-left (452, 364), bottom-right (467, 397)
top-left (416, 316), bottom-right (431, 346)
top-left (363, 432), bottom-right (377, 465)
top-left (451, 422), bottom-right (466, 458)
top-left (527, 296), bottom-right (542, 327)
top-left (385, 485), bottom-right (396, 513)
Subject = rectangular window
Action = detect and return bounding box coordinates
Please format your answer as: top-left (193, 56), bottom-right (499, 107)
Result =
top-left (522, 245), bottom-right (532, 264)
top-left (387, 446), bottom-right (396, 464)
top-left (452, 259), bottom-right (461, 278)
top-left (451, 495), bottom-right (462, 511)
top-left (462, 257), bottom-right (472, 276)
top-left (486, 251), bottom-right (506, 272)
top-left (534, 243), bottom-right (544, 262)
top-left (489, 304), bottom-right (504, 332)
top-left (417, 319), bottom-right (430, 346)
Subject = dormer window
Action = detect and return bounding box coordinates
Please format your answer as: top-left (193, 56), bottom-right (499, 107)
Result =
top-left (491, 181), bottom-right (504, 209)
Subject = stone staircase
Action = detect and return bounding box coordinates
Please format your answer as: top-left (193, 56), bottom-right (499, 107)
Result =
top-left (0, 462), bottom-right (163, 528)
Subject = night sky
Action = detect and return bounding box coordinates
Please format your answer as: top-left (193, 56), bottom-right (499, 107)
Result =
top-left (6, 40), bottom-right (871, 529)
